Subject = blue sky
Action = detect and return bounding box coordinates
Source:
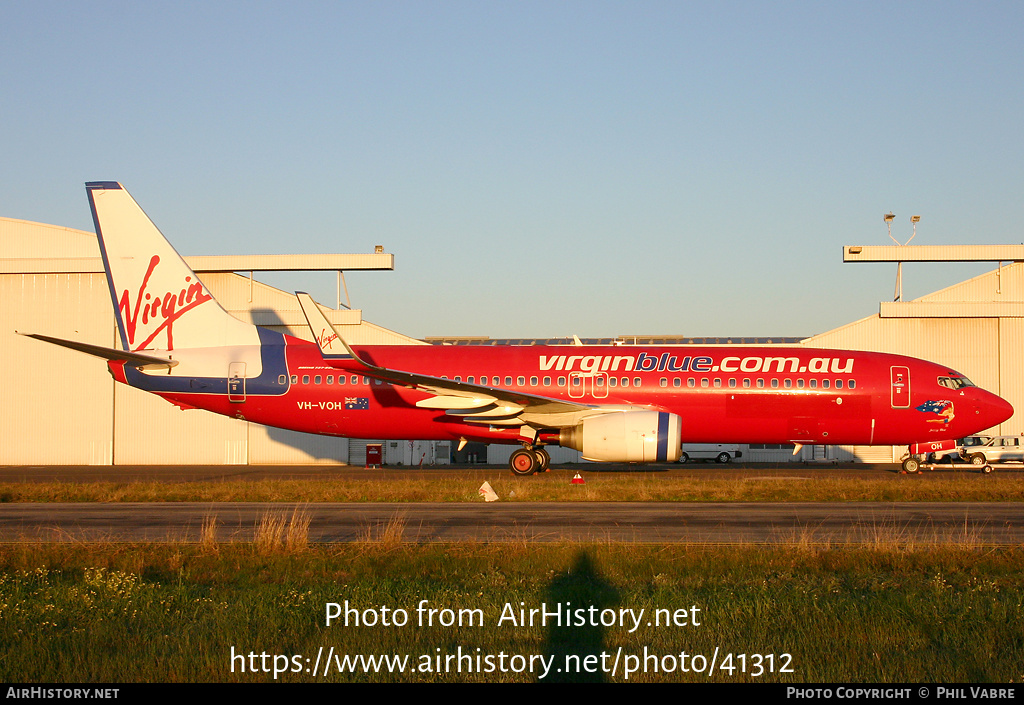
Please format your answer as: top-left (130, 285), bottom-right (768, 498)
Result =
top-left (3, 2), bottom-right (1022, 339)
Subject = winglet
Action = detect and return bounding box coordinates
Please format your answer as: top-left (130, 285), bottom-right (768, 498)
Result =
top-left (295, 292), bottom-right (363, 363)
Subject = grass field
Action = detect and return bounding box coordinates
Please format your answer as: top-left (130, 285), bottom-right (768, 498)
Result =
top-left (1, 541), bottom-right (1021, 683)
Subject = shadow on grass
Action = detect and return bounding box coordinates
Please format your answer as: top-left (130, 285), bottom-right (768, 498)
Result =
top-left (542, 550), bottom-right (620, 683)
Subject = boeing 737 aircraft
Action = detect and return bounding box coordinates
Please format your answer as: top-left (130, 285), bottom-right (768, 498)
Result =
top-left (21, 182), bottom-right (1014, 474)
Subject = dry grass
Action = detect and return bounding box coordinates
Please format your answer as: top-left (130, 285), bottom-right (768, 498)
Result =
top-left (253, 506), bottom-right (311, 553)
top-left (357, 512), bottom-right (407, 546)
top-left (199, 514), bottom-right (219, 552)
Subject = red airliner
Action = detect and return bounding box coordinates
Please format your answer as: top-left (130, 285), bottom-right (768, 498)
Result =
top-left (22, 182), bottom-right (1013, 475)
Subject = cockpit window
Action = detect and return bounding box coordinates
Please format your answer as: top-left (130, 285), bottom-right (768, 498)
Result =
top-left (938, 375), bottom-right (975, 390)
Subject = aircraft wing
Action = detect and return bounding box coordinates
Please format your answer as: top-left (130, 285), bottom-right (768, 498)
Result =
top-left (17, 332), bottom-right (178, 370)
top-left (295, 293), bottom-right (591, 423)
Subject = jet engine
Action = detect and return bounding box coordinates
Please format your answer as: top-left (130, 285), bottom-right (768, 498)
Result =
top-left (558, 410), bottom-right (682, 463)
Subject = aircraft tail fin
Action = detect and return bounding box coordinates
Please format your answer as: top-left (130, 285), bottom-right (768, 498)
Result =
top-left (86, 182), bottom-right (259, 352)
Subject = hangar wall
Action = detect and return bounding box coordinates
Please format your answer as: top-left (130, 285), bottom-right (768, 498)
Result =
top-left (2, 272), bottom-right (115, 464)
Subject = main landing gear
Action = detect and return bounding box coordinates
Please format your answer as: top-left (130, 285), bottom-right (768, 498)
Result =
top-left (509, 446), bottom-right (551, 476)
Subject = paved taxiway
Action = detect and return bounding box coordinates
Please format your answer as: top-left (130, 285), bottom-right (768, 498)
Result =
top-left (0, 464), bottom-right (1019, 544)
top-left (0, 500), bottom-right (1021, 544)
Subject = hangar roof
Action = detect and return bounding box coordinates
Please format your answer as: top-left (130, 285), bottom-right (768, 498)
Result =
top-left (0, 217), bottom-right (392, 274)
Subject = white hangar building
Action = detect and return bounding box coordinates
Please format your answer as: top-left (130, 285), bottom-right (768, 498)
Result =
top-left (1, 216), bottom-right (1021, 466)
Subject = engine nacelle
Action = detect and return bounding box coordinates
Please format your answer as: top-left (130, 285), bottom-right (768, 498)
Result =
top-left (558, 410), bottom-right (682, 463)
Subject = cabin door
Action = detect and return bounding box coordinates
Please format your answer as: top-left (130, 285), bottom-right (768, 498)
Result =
top-left (890, 366), bottom-right (910, 409)
top-left (228, 362), bottom-right (247, 403)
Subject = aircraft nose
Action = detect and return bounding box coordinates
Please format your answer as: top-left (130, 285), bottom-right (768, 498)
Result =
top-left (978, 390), bottom-right (1014, 428)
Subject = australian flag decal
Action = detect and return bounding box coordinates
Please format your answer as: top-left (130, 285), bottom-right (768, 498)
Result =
top-left (916, 399), bottom-right (954, 424)
top-left (345, 397), bottom-right (370, 410)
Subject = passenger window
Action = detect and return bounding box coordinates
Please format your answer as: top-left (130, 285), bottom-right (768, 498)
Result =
top-left (558, 376), bottom-right (566, 386)
top-left (530, 376), bottom-right (538, 386)
top-left (289, 375), bottom-right (297, 384)
top-left (822, 379), bottom-right (830, 389)
top-left (836, 379), bottom-right (843, 389)
top-left (278, 375), bottom-right (287, 385)
top-left (504, 376), bottom-right (512, 386)
top-left (784, 379), bottom-right (791, 389)
top-left (660, 378), bottom-right (668, 387)
top-left (621, 378), bottom-right (629, 388)
top-left (673, 378), bottom-right (681, 388)
top-left (302, 375), bottom-right (310, 384)
top-left (756, 379), bottom-right (765, 388)
top-left (687, 378), bottom-right (695, 388)
top-left (543, 376), bottom-right (551, 386)
top-left (314, 375), bottom-right (322, 385)
top-left (633, 377), bottom-right (641, 387)
top-left (326, 375), bottom-right (333, 385)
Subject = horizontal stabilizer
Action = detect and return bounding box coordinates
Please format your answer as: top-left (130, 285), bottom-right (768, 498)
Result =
top-left (18, 332), bottom-right (178, 370)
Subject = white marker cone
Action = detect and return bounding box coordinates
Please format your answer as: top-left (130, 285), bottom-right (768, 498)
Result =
top-left (478, 481), bottom-right (499, 502)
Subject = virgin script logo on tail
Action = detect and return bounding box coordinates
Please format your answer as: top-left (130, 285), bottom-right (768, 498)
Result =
top-left (118, 255), bottom-right (212, 350)
top-left (317, 328), bottom-right (340, 350)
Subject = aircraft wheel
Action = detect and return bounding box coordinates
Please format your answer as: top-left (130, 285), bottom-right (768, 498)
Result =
top-left (509, 448), bottom-right (538, 476)
top-left (716, 452), bottom-right (731, 464)
top-left (534, 447), bottom-right (551, 472)
top-left (901, 457), bottom-right (921, 474)
top-left (969, 453), bottom-right (987, 466)
top-left (982, 464), bottom-right (994, 474)
top-left (678, 453), bottom-right (689, 464)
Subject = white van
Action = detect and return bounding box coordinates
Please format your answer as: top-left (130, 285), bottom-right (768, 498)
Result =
top-left (679, 444), bottom-right (742, 464)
